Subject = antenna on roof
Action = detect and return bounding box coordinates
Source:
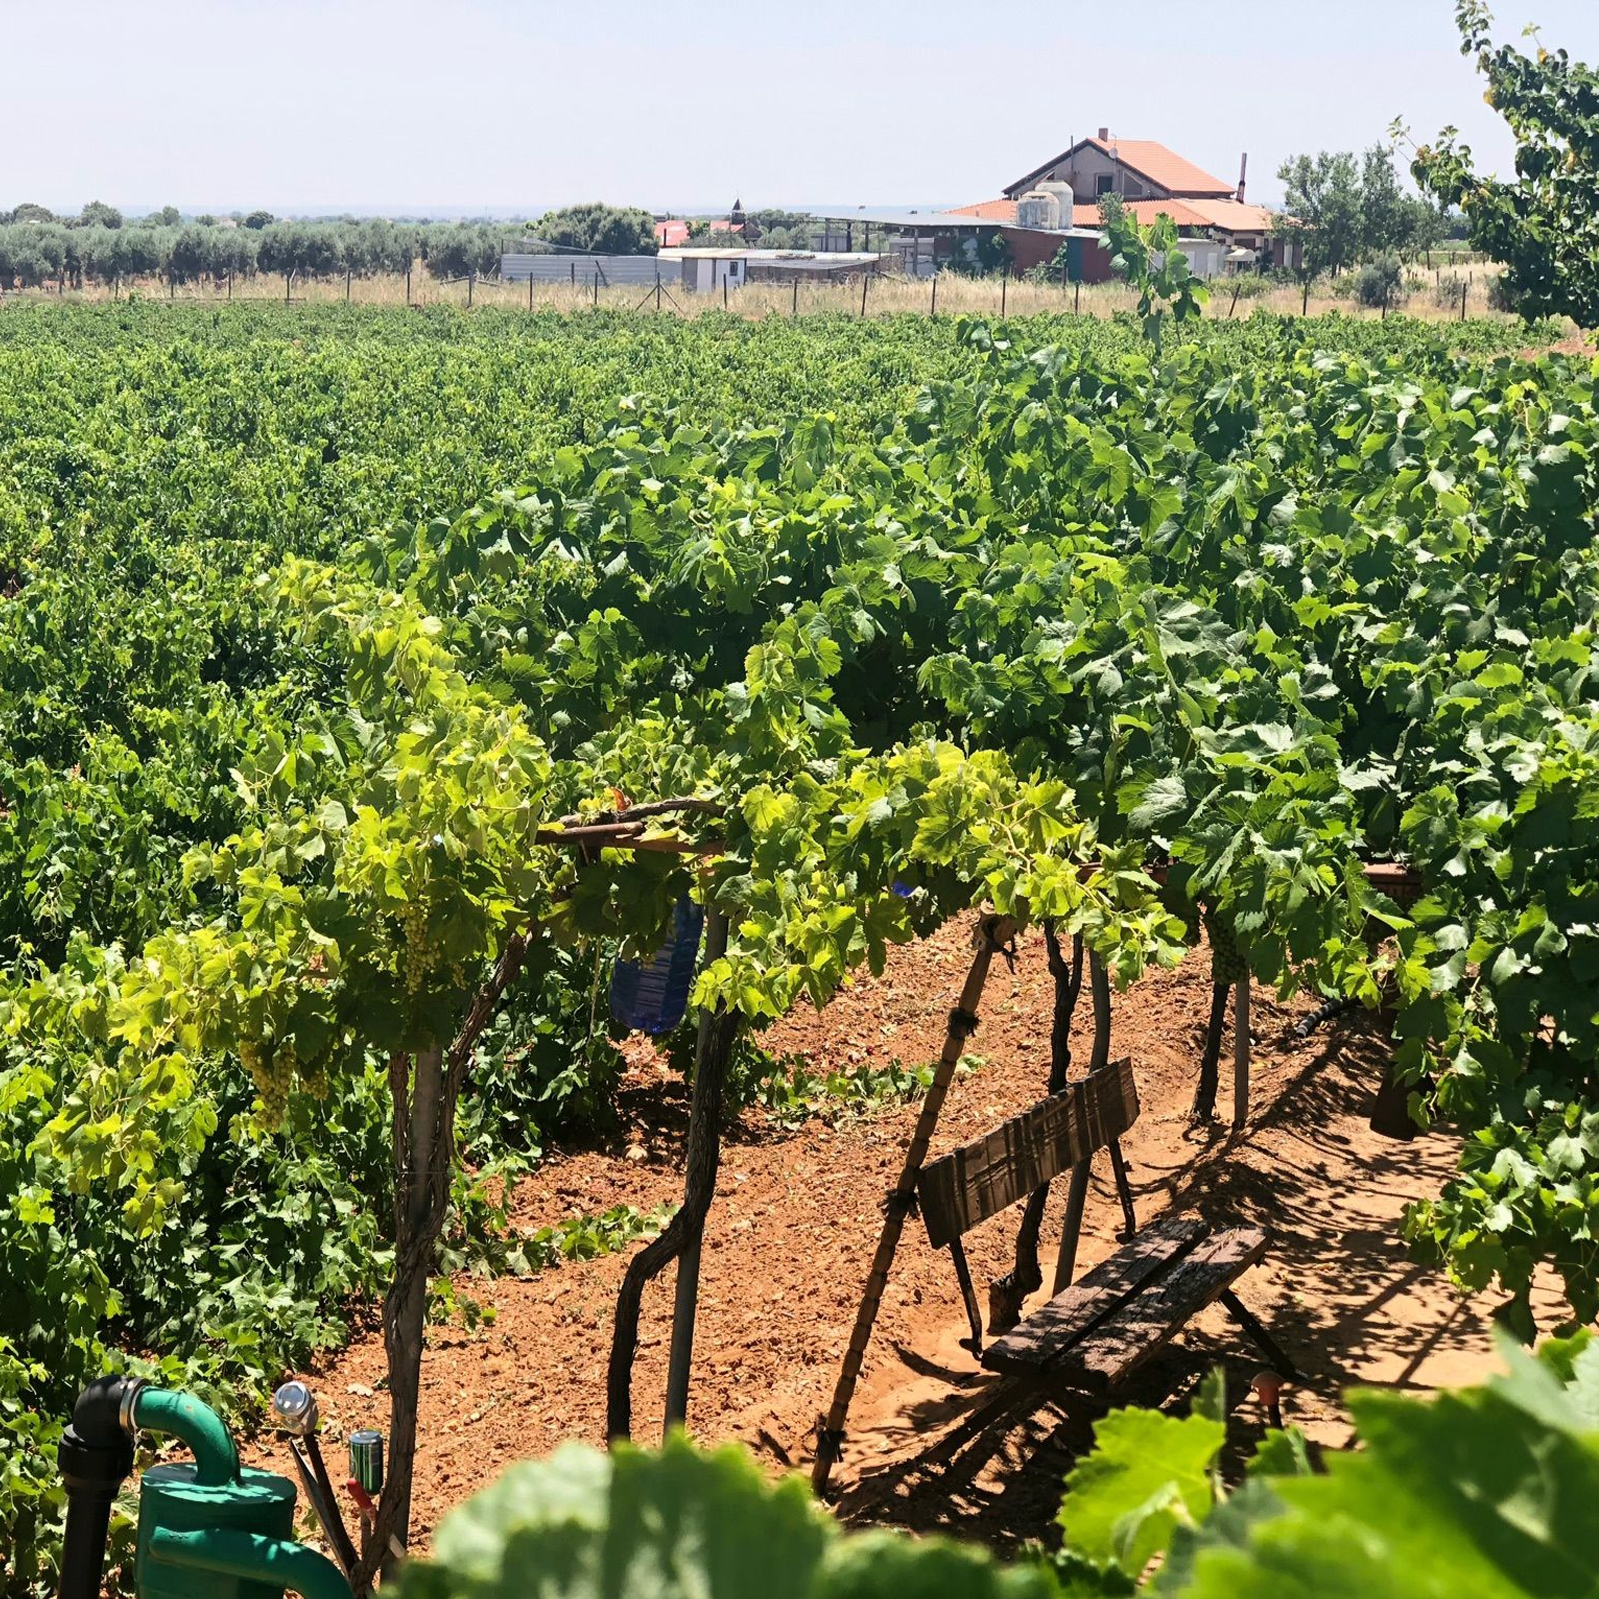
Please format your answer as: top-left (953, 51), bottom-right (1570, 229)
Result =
top-left (1237, 153), bottom-right (1248, 204)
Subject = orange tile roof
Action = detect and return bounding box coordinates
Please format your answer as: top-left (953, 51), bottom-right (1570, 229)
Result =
top-left (1006, 137), bottom-right (1236, 200)
top-left (947, 198), bottom-right (1020, 224)
top-left (1075, 198), bottom-right (1214, 229)
top-left (1094, 139), bottom-right (1234, 198)
top-left (1181, 198), bottom-right (1276, 233)
top-left (952, 194), bottom-right (1273, 239)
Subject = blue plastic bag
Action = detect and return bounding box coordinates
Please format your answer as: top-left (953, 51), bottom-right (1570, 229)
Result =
top-left (610, 896), bottom-right (706, 1035)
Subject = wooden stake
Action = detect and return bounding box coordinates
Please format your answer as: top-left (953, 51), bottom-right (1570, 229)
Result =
top-left (1052, 1157), bottom-right (1093, 1293)
top-left (990, 925), bottom-right (1080, 1334)
top-left (608, 913), bottom-right (737, 1442)
top-left (810, 914), bottom-right (1016, 1495)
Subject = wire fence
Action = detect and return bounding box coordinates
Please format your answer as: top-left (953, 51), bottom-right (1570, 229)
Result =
top-left (0, 262), bottom-right (1528, 329)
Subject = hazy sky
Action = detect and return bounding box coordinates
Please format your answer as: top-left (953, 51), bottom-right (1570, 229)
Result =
top-left (6, 0), bottom-right (1598, 215)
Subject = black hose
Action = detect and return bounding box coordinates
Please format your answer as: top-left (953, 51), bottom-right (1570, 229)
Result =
top-left (57, 1377), bottom-right (144, 1599)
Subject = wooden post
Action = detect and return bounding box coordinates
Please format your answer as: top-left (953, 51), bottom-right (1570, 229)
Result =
top-left (662, 909), bottom-right (731, 1434)
top-left (990, 925), bottom-right (1082, 1334)
top-left (405, 267), bottom-right (411, 306)
top-left (860, 271), bottom-right (869, 317)
top-left (285, 269), bottom-right (292, 304)
top-left (529, 271), bottom-right (534, 311)
top-left (1001, 264), bottom-right (1007, 317)
top-left (655, 271), bottom-right (662, 313)
top-left (1232, 978), bottom-right (1251, 1128)
top-left (792, 277), bottom-right (798, 317)
top-left (467, 272), bottom-right (474, 308)
top-left (1074, 279), bottom-right (1081, 314)
top-left (723, 275), bottom-right (728, 312)
top-left (346, 268), bottom-right (352, 302)
top-left (593, 268), bottom-right (599, 307)
top-left (810, 914), bottom-right (1016, 1495)
top-left (227, 272), bottom-right (232, 302)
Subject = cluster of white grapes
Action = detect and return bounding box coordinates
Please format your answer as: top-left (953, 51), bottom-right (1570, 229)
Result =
top-left (239, 1039), bottom-right (296, 1126)
top-left (398, 898), bottom-right (435, 995)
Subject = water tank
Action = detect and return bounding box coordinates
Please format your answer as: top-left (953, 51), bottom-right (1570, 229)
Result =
top-left (1039, 182), bottom-right (1077, 223)
top-left (1016, 189), bottom-right (1061, 231)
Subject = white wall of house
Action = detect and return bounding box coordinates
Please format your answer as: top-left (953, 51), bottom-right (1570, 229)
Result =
top-left (1175, 239), bottom-right (1224, 280)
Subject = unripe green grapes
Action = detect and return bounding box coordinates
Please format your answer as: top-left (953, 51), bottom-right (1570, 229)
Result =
top-left (1205, 910), bottom-right (1247, 987)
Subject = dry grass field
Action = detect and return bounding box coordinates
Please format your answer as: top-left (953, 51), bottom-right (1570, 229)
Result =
top-left (0, 263), bottom-right (1537, 330)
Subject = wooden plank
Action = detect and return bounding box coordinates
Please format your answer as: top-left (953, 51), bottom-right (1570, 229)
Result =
top-left (1050, 1226), bottom-right (1269, 1393)
top-left (917, 1059), bottom-right (1140, 1248)
top-left (983, 1218), bottom-right (1208, 1374)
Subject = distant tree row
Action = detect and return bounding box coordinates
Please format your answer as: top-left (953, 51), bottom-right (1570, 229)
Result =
top-left (0, 204), bottom-right (663, 291)
top-left (1273, 143), bottom-right (1448, 310)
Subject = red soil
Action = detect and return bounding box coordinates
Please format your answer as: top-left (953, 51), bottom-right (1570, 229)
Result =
top-left (266, 916), bottom-right (1560, 1551)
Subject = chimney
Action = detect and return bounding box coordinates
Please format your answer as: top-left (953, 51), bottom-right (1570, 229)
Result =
top-left (1237, 153), bottom-right (1248, 203)
top-left (1097, 126), bottom-right (1109, 142)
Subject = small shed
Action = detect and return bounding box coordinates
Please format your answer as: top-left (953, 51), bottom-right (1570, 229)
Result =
top-left (658, 248), bottom-right (891, 294)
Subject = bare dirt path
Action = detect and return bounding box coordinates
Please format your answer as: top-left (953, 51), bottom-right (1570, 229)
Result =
top-left (292, 917), bottom-right (1557, 1550)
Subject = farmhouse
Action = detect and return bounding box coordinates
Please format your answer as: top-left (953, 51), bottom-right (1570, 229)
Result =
top-left (949, 131), bottom-right (1299, 275)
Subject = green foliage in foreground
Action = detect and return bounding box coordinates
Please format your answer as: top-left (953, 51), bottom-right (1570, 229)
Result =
top-left (407, 1338), bottom-right (1599, 1599)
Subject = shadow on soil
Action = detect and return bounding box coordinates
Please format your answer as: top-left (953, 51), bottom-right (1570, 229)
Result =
top-left (829, 1009), bottom-right (1463, 1552)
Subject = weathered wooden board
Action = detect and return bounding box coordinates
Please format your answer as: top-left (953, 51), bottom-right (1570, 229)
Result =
top-left (1050, 1225), bottom-right (1269, 1393)
top-left (917, 1059), bottom-right (1140, 1248)
top-left (982, 1217), bottom-right (1208, 1374)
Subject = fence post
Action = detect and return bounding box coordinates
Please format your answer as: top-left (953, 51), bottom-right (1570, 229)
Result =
top-left (723, 275), bottom-right (728, 312)
top-left (529, 272), bottom-right (534, 311)
top-left (931, 273), bottom-right (937, 316)
top-left (655, 270), bottom-right (661, 312)
top-left (860, 271), bottom-right (869, 317)
top-left (792, 277), bottom-right (798, 317)
top-left (405, 267), bottom-right (411, 306)
top-left (285, 269), bottom-right (292, 304)
top-left (593, 268), bottom-right (599, 307)
top-left (1001, 263), bottom-right (1007, 317)
top-left (1075, 279), bottom-right (1081, 314)
top-left (1461, 279), bottom-right (1468, 321)
top-left (227, 272), bottom-right (232, 302)
top-left (467, 272), bottom-right (474, 309)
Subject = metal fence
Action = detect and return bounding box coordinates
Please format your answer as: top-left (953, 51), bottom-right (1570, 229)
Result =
top-left (500, 253), bottom-right (667, 287)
